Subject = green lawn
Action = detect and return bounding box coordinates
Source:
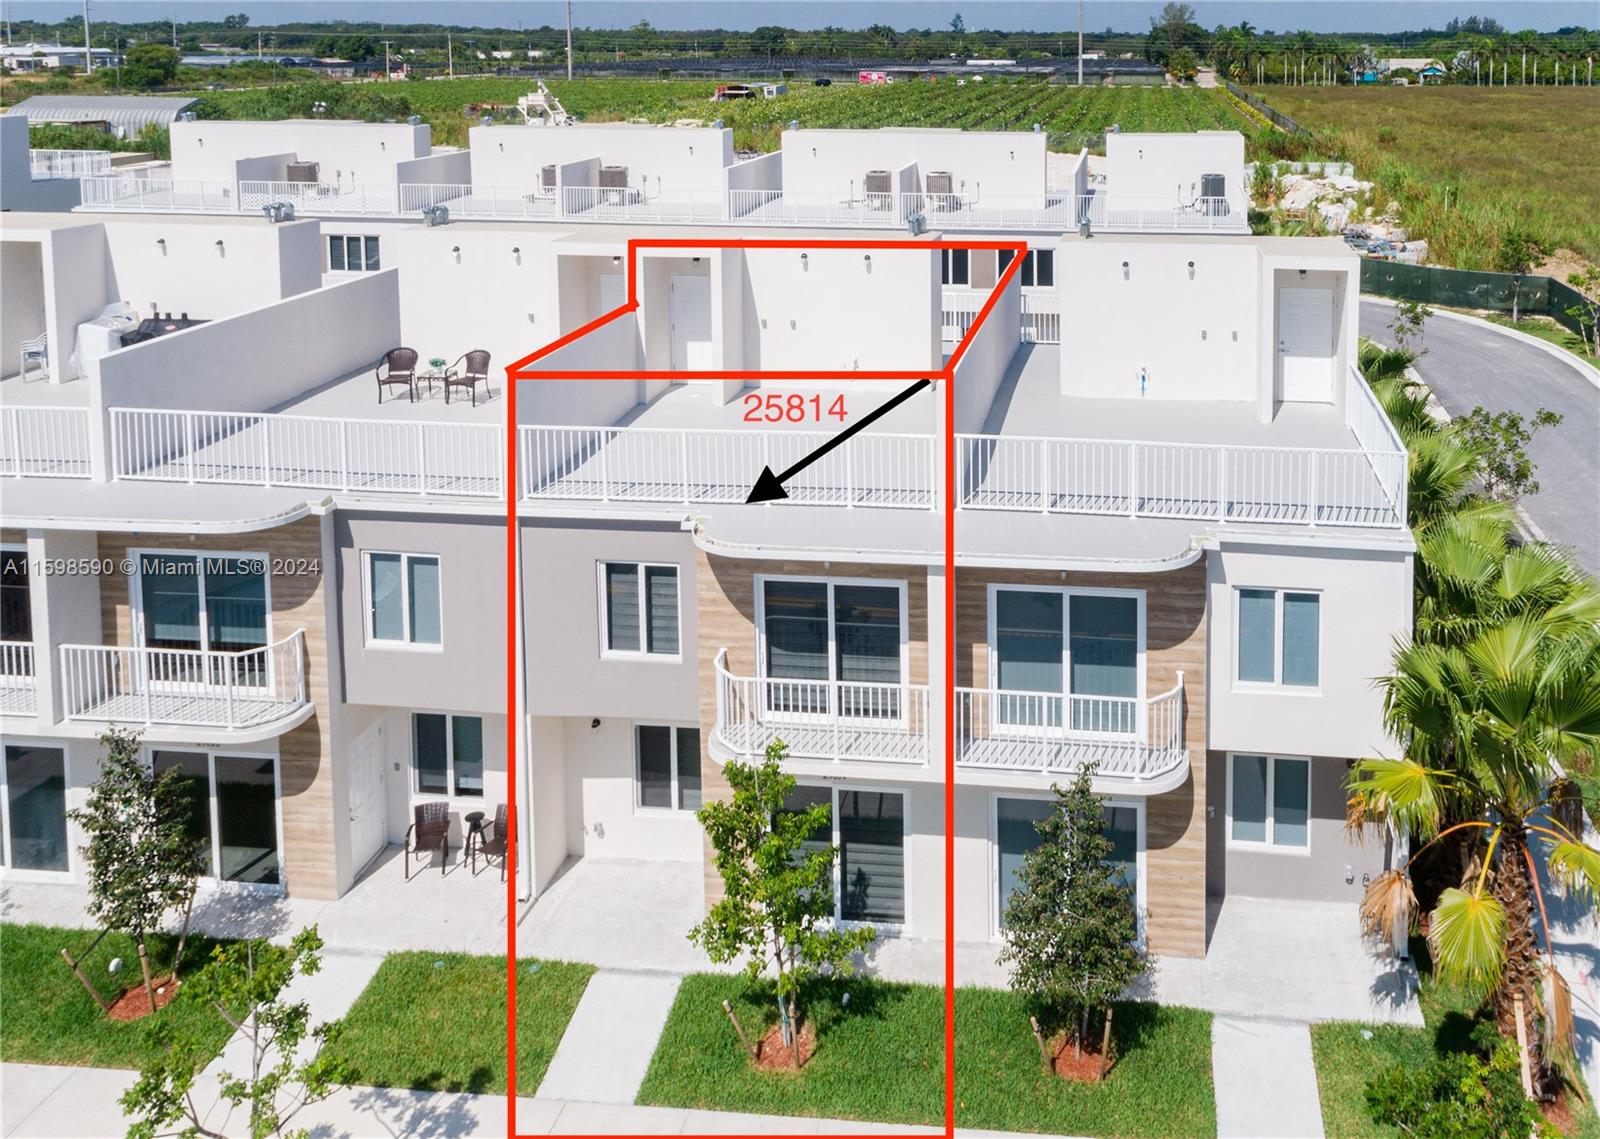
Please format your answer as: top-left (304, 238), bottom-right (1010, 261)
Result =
top-left (1310, 941), bottom-right (1600, 1138)
top-left (327, 952), bottom-right (593, 1096)
top-left (0, 922), bottom-right (241, 1070)
top-left (637, 973), bottom-right (944, 1125)
top-left (954, 992), bottom-right (1217, 1138)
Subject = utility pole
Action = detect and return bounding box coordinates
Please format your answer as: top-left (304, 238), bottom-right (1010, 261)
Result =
top-left (448, 30), bottom-right (453, 78)
top-left (171, 15), bottom-right (176, 48)
top-left (382, 39), bottom-right (393, 79)
top-left (1076, 0), bottom-right (1083, 86)
top-left (81, 0), bottom-right (91, 73)
top-left (257, 31), bottom-right (262, 61)
top-left (565, 0), bottom-right (573, 80)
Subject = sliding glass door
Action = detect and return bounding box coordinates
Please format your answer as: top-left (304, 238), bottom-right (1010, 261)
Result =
top-left (152, 750), bottom-right (281, 887)
top-left (137, 553), bottom-right (269, 689)
top-left (990, 587), bottom-right (1141, 737)
top-left (2, 744), bottom-right (68, 873)
top-left (761, 578), bottom-right (905, 723)
top-left (995, 794), bottom-right (1141, 935)
top-left (784, 785), bottom-right (907, 927)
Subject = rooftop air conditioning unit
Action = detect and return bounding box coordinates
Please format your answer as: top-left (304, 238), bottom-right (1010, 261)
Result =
top-left (1200, 172), bottom-right (1229, 215)
top-left (926, 170), bottom-right (958, 209)
top-left (598, 164), bottom-right (630, 205)
top-left (285, 161), bottom-right (319, 184)
top-left (864, 168), bottom-right (893, 210)
top-left (540, 163), bottom-right (558, 196)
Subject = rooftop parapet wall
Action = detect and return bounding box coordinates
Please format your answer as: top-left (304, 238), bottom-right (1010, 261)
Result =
top-left (1105, 131), bottom-right (1248, 215)
top-left (780, 126), bottom-right (1049, 198)
top-left (169, 119), bottom-right (432, 186)
top-left (468, 123), bottom-right (734, 194)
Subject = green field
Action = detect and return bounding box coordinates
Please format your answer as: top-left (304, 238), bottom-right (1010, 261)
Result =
top-left (1249, 85), bottom-right (1600, 271)
top-left (191, 77), bottom-right (1255, 153)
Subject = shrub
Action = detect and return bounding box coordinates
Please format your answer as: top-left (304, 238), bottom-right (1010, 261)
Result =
top-left (1364, 1040), bottom-right (1553, 1138)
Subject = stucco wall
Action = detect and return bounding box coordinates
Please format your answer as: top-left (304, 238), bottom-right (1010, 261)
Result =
top-left (468, 124), bottom-right (733, 193)
top-left (170, 120), bottom-right (430, 186)
top-left (781, 128), bottom-right (1047, 198)
top-left (1105, 131), bottom-right (1248, 213)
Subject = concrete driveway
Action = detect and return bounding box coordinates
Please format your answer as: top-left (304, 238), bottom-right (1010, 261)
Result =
top-left (1359, 299), bottom-right (1600, 576)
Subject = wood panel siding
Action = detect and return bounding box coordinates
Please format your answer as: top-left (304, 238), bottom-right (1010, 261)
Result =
top-left (96, 521), bottom-right (338, 899)
top-left (695, 550), bottom-right (929, 907)
top-left (955, 563), bottom-right (1209, 958)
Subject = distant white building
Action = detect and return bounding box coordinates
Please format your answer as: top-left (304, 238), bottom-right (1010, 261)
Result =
top-left (0, 42), bottom-right (118, 72)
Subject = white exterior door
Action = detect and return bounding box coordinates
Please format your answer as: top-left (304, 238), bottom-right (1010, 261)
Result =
top-left (669, 275), bottom-right (713, 372)
top-left (1277, 287), bottom-right (1335, 402)
top-left (347, 721), bottom-right (387, 872)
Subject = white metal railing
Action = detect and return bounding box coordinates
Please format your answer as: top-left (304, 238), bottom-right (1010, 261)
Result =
top-left (239, 180), bottom-right (399, 215)
top-left (728, 187), bottom-right (914, 227)
top-left (955, 677), bottom-right (1185, 782)
top-left (0, 407), bottom-right (94, 478)
top-left (111, 409), bottom-right (505, 499)
top-left (398, 182), bottom-right (560, 218)
top-left (940, 288), bottom-right (1062, 345)
top-left (60, 630), bottom-right (307, 731)
top-left (956, 432), bottom-right (1407, 528)
top-left (0, 643), bottom-right (37, 716)
top-left (78, 176), bottom-right (235, 212)
top-left (30, 148), bottom-right (112, 178)
top-left (561, 185), bottom-right (725, 223)
top-left (915, 191), bottom-right (1242, 232)
top-left (713, 649), bottom-right (929, 766)
top-left (519, 424), bottom-right (935, 509)
top-left (1344, 363), bottom-right (1410, 524)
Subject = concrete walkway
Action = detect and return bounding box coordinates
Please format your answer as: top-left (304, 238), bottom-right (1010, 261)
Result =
top-left (1212, 1018), bottom-right (1325, 1139)
top-left (206, 949), bottom-right (387, 1077)
top-left (535, 970), bottom-right (683, 1104)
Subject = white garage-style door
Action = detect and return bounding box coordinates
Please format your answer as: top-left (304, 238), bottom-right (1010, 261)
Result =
top-left (669, 275), bottom-right (713, 372)
top-left (1277, 287), bottom-right (1336, 402)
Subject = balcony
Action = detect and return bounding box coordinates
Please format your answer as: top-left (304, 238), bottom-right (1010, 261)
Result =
top-left (943, 288), bottom-right (1060, 344)
top-left (1, 406), bottom-right (94, 479)
top-left (112, 408), bottom-right (505, 500)
top-left (955, 678), bottom-right (1186, 790)
top-left (79, 176), bottom-right (237, 213)
top-left (0, 643), bottom-right (37, 717)
top-left (29, 149), bottom-right (112, 178)
top-left (712, 650), bottom-right (929, 767)
top-left (59, 631), bottom-right (308, 733)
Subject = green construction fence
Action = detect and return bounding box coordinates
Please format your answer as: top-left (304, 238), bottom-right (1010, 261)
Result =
top-left (1360, 259), bottom-right (1593, 339)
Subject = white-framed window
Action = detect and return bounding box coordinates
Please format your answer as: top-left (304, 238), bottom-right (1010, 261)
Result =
top-left (150, 749), bottom-right (282, 887)
top-left (784, 783), bottom-right (907, 928)
top-left (599, 562), bottom-right (680, 658)
top-left (1, 545), bottom-right (30, 644)
top-left (329, 234), bottom-right (380, 273)
top-left (132, 551), bottom-right (271, 689)
top-left (365, 551), bottom-right (442, 648)
top-left (1227, 753), bottom-right (1311, 851)
top-left (987, 584), bottom-right (1145, 734)
top-left (998, 247), bottom-right (1054, 288)
top-left (756, 576), bottom-right (909, 722)
top-left (991, 792), bottom-right (1144, 940)
top-left (1236, 588), bottom-right (1320, 688)
top-left (412, 712), bottom-right (483, 798)
top-left (0, 741), bottom-right (70, 876)
top-left (634, 724), bottom-right (701, 812)
top-left (941, 248), bottom-right (970, 286)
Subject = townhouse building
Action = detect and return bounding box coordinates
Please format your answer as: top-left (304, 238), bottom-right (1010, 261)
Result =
top-left (6, 111), bottom-right (1411, 971)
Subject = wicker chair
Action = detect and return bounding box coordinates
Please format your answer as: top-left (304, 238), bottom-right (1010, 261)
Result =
top-left (444, 350), bottom-right (491, 407)
top-left (474, 803), bottom-right (509, 881)
top-left (376, 347), bottom-right (419, 404)
top-left (404, 801), bottom-right (450, 878)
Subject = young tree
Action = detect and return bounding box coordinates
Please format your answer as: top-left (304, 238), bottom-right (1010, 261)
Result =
top-left (1386, 298), bottom-right (1432, 358)
top-left (122, 44), bottom-right (181, 88)
top-left (1564, 268), bottom-right (1599, 357)
top-left (122, 927), bottom-right (353, 1139)
top-left (1453, 404), bottom-right (1564, 502)
top-left (1494, 228), bottom-right (1549, 323)
top-left (69, 727), bottom-right (204, 1013)
top-left (689, 743), bottom-right (875, 1057)
top-left (999, 768), bottom-right (1147, 1062)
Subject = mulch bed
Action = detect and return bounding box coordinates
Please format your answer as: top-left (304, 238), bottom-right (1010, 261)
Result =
top-left (107, 975), bottom-right (181, 1021)
top-left (1048, 1033), bottom-right (1112, 1083)
top-left (753, 1020), bottom-right (817, 1071)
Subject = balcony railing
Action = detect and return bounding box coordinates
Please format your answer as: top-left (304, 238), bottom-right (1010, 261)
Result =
top-left (111, 409), bottom-right (505, 499)
top-left (30, 149), bottom-right (112, 178)
top-left (955, 677), bottom-right (1185, 785)
top-left (942, 288), bottom-right (1061, 345)
top-left (728, 187), bottom-right (915, 227)
top-left (1, 407), bottom-right (94, 479)
top-left (917, 191), bottom-right (1243, 232)
top-left (79, 176), bottom-right (236, 212)
top-left (561, 184), bottom-right (727, 223)
top-left (60, 630), bottom-right (307, 731)
top-left (519, 424), bottom-right (935, 509)
top-left (713, 649), bottom-right (929, 766)
top-left (0, 643), bottom-right (36, 717)
top-left (238, 180), bottom-right (399, 215)
top-left (956, 431), bottom-right (1408, 528)
top-left (399, 182), bottom-right (561, 219)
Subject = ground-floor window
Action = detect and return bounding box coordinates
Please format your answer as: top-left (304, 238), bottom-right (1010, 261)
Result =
top-left (786, 785), bottom-right (906, 926)
top-left (151, 750), bottom-right (281, 885)
top-left (413, 713), bottom-right (484, 798)
top-left (1, 743), bottom-right (69, 873)
top-left (995, 794), bottom-right (1139, 933)
top-left (1228, 753), bottom-right (1310, 850)
top-left (634, 724), bottom-right (701, 811)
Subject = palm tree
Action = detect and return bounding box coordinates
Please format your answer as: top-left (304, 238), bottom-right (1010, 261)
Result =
top-left (1351, 616), bottom-right (1600, 1088)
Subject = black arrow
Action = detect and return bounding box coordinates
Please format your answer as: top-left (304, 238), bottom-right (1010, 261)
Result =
top-left (745, 378), bottom-right (933, 504)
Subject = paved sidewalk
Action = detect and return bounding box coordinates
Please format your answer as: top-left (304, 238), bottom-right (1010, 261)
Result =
top-left (206, 949), bottom-right (387, 1077)
top-left (535, 970), bottom-right (683, 1103)
top-left (1212, 1018), bottom-right (1324, 1139)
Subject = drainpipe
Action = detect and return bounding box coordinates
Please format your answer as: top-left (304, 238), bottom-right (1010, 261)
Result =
top-left (514, 511), bottom-right (535, 902)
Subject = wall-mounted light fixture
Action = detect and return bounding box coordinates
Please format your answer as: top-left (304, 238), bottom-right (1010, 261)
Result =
top-left (451, 245), bottom-right (461, 262)
top-left (498, 141), bottom-right (504, 151)
top-left (1298, 268), bottom-right (1308, 278)
top-left (800, 251), bottom-right (809, 271)
top-left (214, 240), bottom-right (225, 256)
top-left (380, 140), bottom-right (386, 151)
top-left (863, 253), bottom-right (872, 274)
top-left (611, 255), bottom-right (621, 266)
top-left (691, 256), bottom-right (701, 264)
top-left (688, 145), bottom-right (694, 156)
top-left (1187, 260), bottom-right (1196, 279)
top-left (512, 245), bottom-right (521, 264)
top-left (1121, 260), bottom-right (1130, 280)
top-left (156, 238), bottom-right (167, 252)
top-left (590, 718), bottom-right (601, 729)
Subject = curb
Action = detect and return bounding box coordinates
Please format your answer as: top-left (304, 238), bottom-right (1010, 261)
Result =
top-left (1362, 294), bottom-right (1600, 391)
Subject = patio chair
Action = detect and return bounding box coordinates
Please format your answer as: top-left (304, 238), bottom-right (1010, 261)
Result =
top-left (473, 803), bottom-right (509, 881)
top-left (443, 350), bottom-right (491, 407)
top-left (375, 347), bottom-right (419, 404)
top-left (19, 332), bottom-right (48, 381)
top-left (404, 801), bottom-right (450, 878)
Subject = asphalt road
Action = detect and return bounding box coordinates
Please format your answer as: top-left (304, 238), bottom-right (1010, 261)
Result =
top-left (1359, 300), bottom-right (1600, 578)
